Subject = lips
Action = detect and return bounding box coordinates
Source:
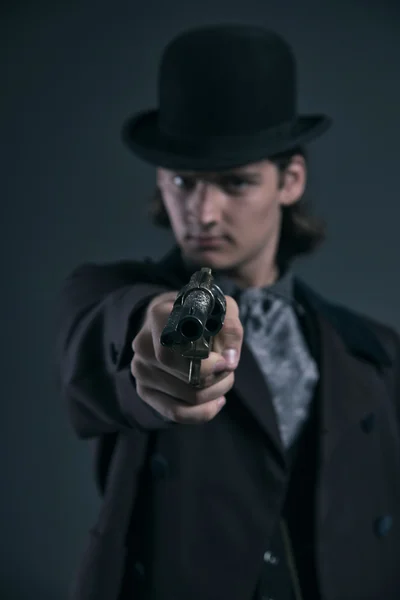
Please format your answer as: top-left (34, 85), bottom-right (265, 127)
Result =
top-left (188, 232), bottom-right (225, 240)
top-left (188, 235), bottom-right (226, 248)
top-left (191, 236), bottom-right (221, 241)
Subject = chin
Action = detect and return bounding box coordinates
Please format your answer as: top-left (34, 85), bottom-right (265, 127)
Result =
top-left (183, 247), bottom-right (236, 271)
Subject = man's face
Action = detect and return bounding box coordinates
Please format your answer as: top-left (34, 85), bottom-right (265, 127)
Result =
top-left (157, 157), bottom-right (306, 277)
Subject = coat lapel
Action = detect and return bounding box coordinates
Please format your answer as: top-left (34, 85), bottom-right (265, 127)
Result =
top-left (233, 340), bottom-right (286, 467)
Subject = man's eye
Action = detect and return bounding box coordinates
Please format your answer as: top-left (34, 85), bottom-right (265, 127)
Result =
top-left (223, 177), bottom-right (250, 191)
top-left (172, 175), bottom-right (194, 190)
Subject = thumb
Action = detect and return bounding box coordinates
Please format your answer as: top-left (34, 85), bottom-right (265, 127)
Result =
top-left (213, 296), bottom-right (243, 369)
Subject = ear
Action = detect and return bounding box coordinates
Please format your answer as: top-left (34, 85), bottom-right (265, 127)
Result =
top-left (278, 155), bottom-right (307, 207)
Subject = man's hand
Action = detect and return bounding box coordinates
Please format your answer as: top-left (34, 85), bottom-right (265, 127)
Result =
top-left (131, 291), bottom-right (243, 424)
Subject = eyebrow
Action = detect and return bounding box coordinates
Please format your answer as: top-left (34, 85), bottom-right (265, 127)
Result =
top-left (220, 170), bottom-right (262, 181)
top-left (173, 170), bottom-right (263, 182)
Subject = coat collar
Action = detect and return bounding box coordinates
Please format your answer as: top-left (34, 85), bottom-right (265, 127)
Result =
top-left (294, 279), bottom-right (392, 368)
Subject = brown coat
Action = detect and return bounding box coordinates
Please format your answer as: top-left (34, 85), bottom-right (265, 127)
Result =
top-left (57, 247), bottom-right (400, 600)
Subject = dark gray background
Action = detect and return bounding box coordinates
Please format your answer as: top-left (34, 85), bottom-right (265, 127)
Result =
top-left (2, 0), bottom-right (399, 598)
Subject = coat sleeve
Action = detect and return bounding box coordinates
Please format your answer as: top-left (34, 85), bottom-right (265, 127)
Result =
top-left (56, 262), bottom-right (176, 439)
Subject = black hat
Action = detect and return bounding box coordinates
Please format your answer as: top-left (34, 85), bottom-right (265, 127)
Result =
top-left (122, 24), bottom-right (332, 171)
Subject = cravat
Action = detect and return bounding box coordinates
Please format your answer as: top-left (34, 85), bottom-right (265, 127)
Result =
top-left (239, 287), bottom-right (319, 448)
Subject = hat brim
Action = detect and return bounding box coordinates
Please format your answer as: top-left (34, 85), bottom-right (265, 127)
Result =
top-left (122, 109), bottom-right (332, 171)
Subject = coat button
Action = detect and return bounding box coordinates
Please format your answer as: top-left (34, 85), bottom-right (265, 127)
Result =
top-left (360, 412), bottom-right (375, 433)
top-left (133, 561), bottom-right (145, 579)
top-left (263, 550), bottom-right (279, 565)
top-left (150, 453), bottom-right (169, 479)
top-left (374, 515), bottom-right (393, 538)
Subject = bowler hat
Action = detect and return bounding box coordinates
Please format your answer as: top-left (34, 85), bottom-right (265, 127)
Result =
top-left (122, 24), bottom-right (332, 171)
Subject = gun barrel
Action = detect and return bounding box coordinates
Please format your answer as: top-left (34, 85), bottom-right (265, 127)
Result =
top-left (178, 288), bottom-right (214, 341)
top-left (179, 316), bottom-right (203, 341)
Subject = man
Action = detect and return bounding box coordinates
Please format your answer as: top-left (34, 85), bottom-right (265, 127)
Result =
top-left (57, 24), bottom-right (400, 600)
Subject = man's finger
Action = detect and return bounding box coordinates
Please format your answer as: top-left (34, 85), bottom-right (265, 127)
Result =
top-left (143, 388), bottom-right (227, 424)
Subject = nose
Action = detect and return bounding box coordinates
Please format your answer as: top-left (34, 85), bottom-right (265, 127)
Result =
top-left (188, 182), bottom-right (222, 228)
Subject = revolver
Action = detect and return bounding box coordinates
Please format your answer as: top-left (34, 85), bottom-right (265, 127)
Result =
top-left (160, 268), bottom-right (227, 387)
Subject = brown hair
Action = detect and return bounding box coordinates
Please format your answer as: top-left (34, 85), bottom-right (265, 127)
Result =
top-left (148, 146), bottom-right (326, 267)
